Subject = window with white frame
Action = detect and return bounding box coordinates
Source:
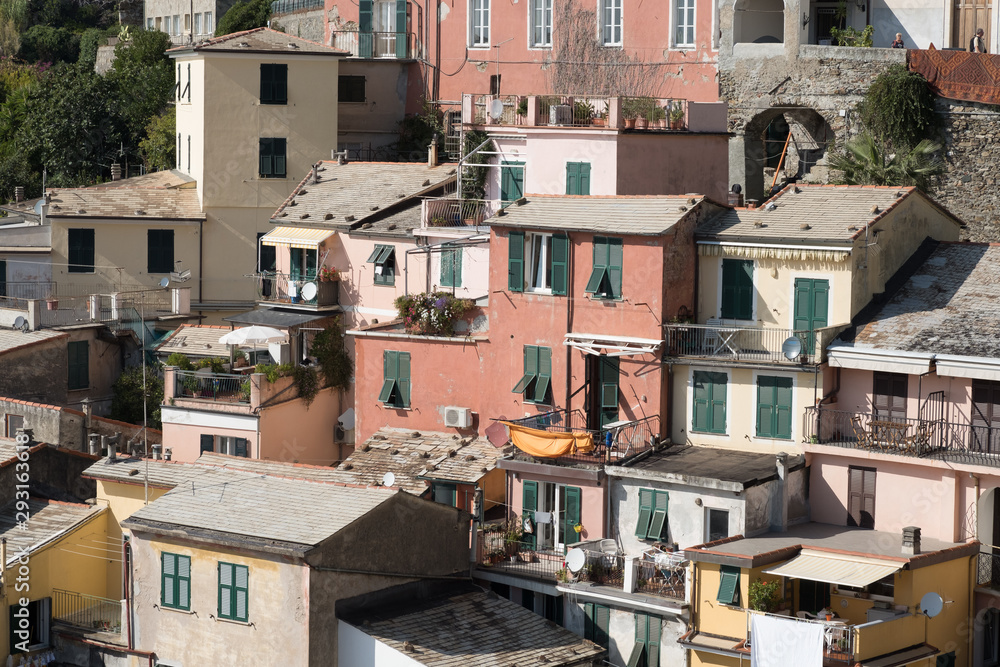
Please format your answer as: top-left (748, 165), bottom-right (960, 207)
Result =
top-left (172, 15), bottom-right (180, 35)
top-left (527, 233), bottom-right (553, 292)
top-left (147, 17), bottom-right (154, 29)
top-left (674, 0), bottom-right (695, 46)
top-left (470, 0), bottom-right (490, 47)
top-left (204, 11), bottom-right (213, 32)
top-left (194, 12), bottom-right (202, 34)
top-left (530, 0), bottom-right (552, 47)
top-left (600, 0), bottom-right (622, 45)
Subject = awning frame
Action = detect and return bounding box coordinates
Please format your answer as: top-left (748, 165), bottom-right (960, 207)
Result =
top-left (763, 549), bottom-right (904, 589)
top-left (260, 226), bottom-right (335, 249)
top-left (564, 332), bottom-right (663, 358)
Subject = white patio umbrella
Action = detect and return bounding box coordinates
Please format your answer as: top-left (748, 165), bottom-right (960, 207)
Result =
top-left (219, 326), bottom-right (288, 366)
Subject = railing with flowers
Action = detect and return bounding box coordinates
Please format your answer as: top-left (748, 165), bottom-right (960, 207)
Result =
top-left (394, 291), bottom-right (475, 336)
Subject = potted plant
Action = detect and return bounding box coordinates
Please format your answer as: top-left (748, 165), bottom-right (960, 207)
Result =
top-left (749, 578), bottom-right (783, 613)
top-left (573, 99), bottom-right (594, 125)
top-left (429, 215), bottom-right (448, 227)
top-left (621, 97), bottom-right (642, 129)
top-left (669, 101), bottom-right (686, 129)
top-left (650, 104), bottom-right (667, 128)
top-left (593, 109), bottom-right (608, 127)
top-left (516, 97), bottom-right (528, 124)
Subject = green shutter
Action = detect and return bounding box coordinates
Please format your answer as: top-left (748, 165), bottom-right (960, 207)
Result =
top-left (147, 229), bottom-right (174, 273)
top-left (508, 231), bottom-right (524, 292)
top-left (178, 555), bottom-right (190, 609)
top-left (584, 602), bottom-right (596, 641)
top-left (359, 0), bottom-right (373, 57)
top-left (775, 377), bottom-right (793, 439)
top-left (599, 356), bottom-right (619, 427)
top-left (522, 481), bottom-right (537, 549)
top-left (647, 614), bottom-right (661, 667)
top-left (162, 553), bottom-right (175, 607)
top-left (694, 371), bottom-right (727, 434)
top-left (273, 138), bottom-right (286, 177)
top-left (259, 138), bottom-right (272, 175)
top-left (794, 278), bottom-right (830, 355)
top-left (397, 351), bottom-right (411, 407)
top-left (721, 259), bottom-right (753, 320)
top-left (757, 376), bottom-right (775, 438)
top-left (68, 341), bottom-right (89, 391)
top-left (395, 0), bottom-right (408, 57)
top-left (585, 237), bottom-right (608, 294)
top-left (200, 434), bottom-right (214, 454)
top-left (626, 641), bottom-right (645, 667)
top-left (441, 246), bottom-right (462, 287)
top-left (758, 376), bottom-right (792, 439)
top-left (501, 161), bottom-right (525, 202)
top-left (260, 64), bottom-right (272, 102)
top-left (566, 162), bottom-right (591, 195)
top-left (68, 229), bottom-right (95, 273)
top-left (607, 237), bottom-right (622, 298)
top-left (717, 565), bottom-right (740, 605)
top-left (649, 490), bottom-right (669, 540)
top-left (512, 345), bottom-right (536, 395)
top-left (235, 438), bottom-right (248, 458)
top-left (379, 350), bottom-right (398, 403)
top-left (275, 64), bottom-right (287, 103)
top-left (550, 234), bottom-right (568, 296)
top-left (219, 562), bottom-right (232, 618)
top-left (534, 346), bottom-right (551, 404)
top-left (563, 485), bottom-right (581, 545)
top-left (635, 488), bottom-right (653, 539)
top-left (595, 604), bottom-right (610, 648)
top-left (693, 372), bottom-right (710, 432)
top-left (234, 564), bottom-right (248, 621)
top-left (579, 162), bottom-right (591, 195)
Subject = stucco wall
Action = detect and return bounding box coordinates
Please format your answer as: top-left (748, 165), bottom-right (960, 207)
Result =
top-left (0, 337), bottom-right (68, 406)
top-left (337, 60), bottom-right (409, 152)
top-left (510, 470), bottom-right (605, 545)
top-left (338, 234), bottom-right (422, 328)
top-left (273, 8), bottom-right (326, 42)
top-left (337, 620), bottom-right (424, 667)
top-left (160, 404), bottom-right (259, 462)
top-left (258, 386), bottom-right (341, 465)
top-left (616, 133), bottom-right (730, 202)
top-left (96, 479), bottom-right (172, 599)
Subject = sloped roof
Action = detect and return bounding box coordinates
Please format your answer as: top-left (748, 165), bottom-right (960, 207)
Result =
top-left (91, 170), bottom-right (195, 189)
top-left (195, 451), bottom-right (348, 482)
top-left (156, 324), bottom-right (244, 357)
top-left (270, 161), bottom-right (457, 232)
top-left (0, 498), bottom-right (104, 567)
top-left (843, 243), bottom-right (1000, 356)
top-left (168, 27), bottom-right (347, 56)
top-left (610, 444), bottom-right (803, 488)
top-left (84, 456), bottom-right (218, 489)
top-left (696, 185), bottom-right (962, 245)
top-left (46, 187), bottom-right (205, 221)
top-left (0, 328), bottom-right (67, 354)
top-left (494, 194), bottom-right (707, 235)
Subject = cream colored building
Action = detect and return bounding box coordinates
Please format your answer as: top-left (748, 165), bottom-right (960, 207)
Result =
top-left (664, 185), bottom-right (963, 453)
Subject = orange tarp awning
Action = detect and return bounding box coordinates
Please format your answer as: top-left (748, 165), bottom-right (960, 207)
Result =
top-left (503, 422), bottom-right (594, 458)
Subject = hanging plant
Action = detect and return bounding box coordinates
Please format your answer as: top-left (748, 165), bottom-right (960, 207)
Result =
top-left (394, 291), bottom-right (474, 336)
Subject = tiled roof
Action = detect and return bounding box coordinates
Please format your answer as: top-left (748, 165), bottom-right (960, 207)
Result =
top-left (0, 328), bottom-right (66, 354)
top-left (169, 27), bottom-right (347, 56)
top-left (45, 187), bottom-right (204, 220)
top-left (223, 308), bottom-right (333, 328)
top-left (83, 456), bottom-right (217, 489)
top-left (340, 582), bottom-right (607, 667)
top-left (91, 170), bottom-right (195, 189)
top-left (0, 498), bottom-right (103, 567)
top-left (696, 185), bottom-right (961, 244)
top-left (124, 466), bottom-right (394, 546)
top-left (196, 452), bottom-right (347, 482)
top-left (845, 243), bottom-right (1000, 356)
top-left (331, 428), bottom-right (505, 493)
top-left (494, 194), bottom-right (705, 235)
top-left (348, 205), bottom-right (425, 238)
top-left (270, 161), bottom-right (457, 229)
top-left (156, 324), bottom-right (245, 357)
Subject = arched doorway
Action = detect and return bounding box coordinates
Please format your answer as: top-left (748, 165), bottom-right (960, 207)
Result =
top-left (733, 0), bottom-right (785, 44)
top-left (742, 106), bottom-right (835, 202)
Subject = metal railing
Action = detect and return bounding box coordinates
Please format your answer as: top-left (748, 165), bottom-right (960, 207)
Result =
top-left (53, 589), bottom-right (122, 635)
top-left (270, 0), bottom-right (322, 14)
top-left (254, 272), bottom-right (339, 307)
top-left (746, 610), bottom-right (855, 662)
top-left (422, 197), bottom-right (501, 228)
top-left (663, 323), bottom-right (845, 365)
top-left (330, 29), bottom-right (413, 58)
top-left (477, 531), bottom-right (566, 582)
top-left (504, 409), bottom-right (661, 467)
top-left (174, 370), bottom-right (250, 403)
top-left (577, 549), bottom-right (625, 587)
top-left (462, 93), bottom-right (690, 131)
top-left (979, 552), bottom-right (1000, 589)
top-left (635, 553), bottom-right (687, 601)
top-left (2, 280), bottom-right (55, 299)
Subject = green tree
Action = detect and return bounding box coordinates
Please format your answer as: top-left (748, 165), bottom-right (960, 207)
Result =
top-left (215, 0), bottom-right (271, 36)
top-left (828, 132), bottom-right (944, 192)
top-left (311, 324), bottom-right (353, 392)
top-left (856, 64), bottom-right (937, 152)
top-left (106, 29), bottom-right (173, 143)
top-left (19, 24), bottom-right (80, 62)
top-left (110, 364), bottom-right (164, 429)
top-left (77, 26), bottom-right (104, 68)
top-left (139, 107), bottom-right (175, 171)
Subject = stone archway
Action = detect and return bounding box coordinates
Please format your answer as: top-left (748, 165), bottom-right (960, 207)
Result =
top-left (741, 106), bottom-right (835, 202)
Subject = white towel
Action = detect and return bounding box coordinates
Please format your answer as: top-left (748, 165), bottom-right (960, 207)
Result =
top-left (750, 614), bottom-right (824, 667)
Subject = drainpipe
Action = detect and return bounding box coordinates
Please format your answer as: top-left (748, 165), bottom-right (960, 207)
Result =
top-left (973, 474), bottom-right (981, 541)
top-left (123, 536), bottom-right (133, 649)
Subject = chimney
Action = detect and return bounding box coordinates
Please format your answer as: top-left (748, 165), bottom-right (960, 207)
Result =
top-left (902, 526), bottom-right (921, 556)
top-left (428, 134), bottom-right (439, 168)
top-left (745, 199), bottom-right (759, 209)
top-left (151, 443), bottom-right (162, 460)
top-left (335, 151), bottom-right (348, 165)
top-left (111, 163), bottom-right (122, 181)
top-left (14, 186), bottom-right (23, 203)
top-left (108, 441), bottom-right (117, 461)
top-left (311, 164), bottom-right (318, 184)
top-left (88, 433), bottom-right (100, 456)
top-left (770, 452), bottom-right (790, 532)
top-left (164, 447), bottom-right (172, 461)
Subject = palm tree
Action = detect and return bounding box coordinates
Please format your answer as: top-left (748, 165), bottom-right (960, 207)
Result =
top-left (828, 132), bottom-right (944, 192)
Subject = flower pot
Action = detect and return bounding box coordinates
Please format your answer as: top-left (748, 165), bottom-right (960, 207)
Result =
top-left (670, 119), bottom-right (685, 130)
top-left (624, 118), bottom-right (636, 129)
top-left (635, 116), bottom-right (648, 130)
top-left (592, 117), bottom-right (607, 127)
top-left (46, 299), bottom-right (58, 310)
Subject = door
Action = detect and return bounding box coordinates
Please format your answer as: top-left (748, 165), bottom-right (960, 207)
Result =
top-left (588, 355), bottom-right (619, 429)
top-left (953, 0), bottom-right (991, 50)
top-left (793, 278), bottom-right (829, 355)
top-left (374, 0), bottom-right (396, 56)
top-left (872, 372), bottom-right (907, 421)
top-left (257, 233), bottom-right (275, 298)
top-left (847, 465), bottom-right (876, 529)
top-left (799, 579), bottom-right (830, 615)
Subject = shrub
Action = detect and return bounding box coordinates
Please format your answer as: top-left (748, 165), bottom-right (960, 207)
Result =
top-left (166, 352), bottom-right (192, 370)
top-left (394, 291), bottom-right (474, 336)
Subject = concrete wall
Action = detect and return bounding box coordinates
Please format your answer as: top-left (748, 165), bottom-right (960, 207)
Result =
top-left (337, 620), bottom-right (424, 667)
top-left (340, 234), bottom-right (423, 329)
top-left (616, 133), bottom-right (730, 202)
top-left (563, 597), bottom-right (685, 667)
top-left (258, 386), bottom-right (342, 465)
top-left (337, 60), bottom-right (409, 152)
top-left (273, 8), bottom-right (326, 42)
top-left (0, 336), bottom-right (69, 406)
top-left (509, 470), bottom-right (606, 545)
top-left (0, 444), bottom-right (98, 503)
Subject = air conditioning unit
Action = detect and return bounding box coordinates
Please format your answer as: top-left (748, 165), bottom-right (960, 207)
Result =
top-left (549, 104), bottom-right (572, 125)
top-left (334, 424), bottom-right (355, 444)
top-left (444, 406), bottom-right (473, 429)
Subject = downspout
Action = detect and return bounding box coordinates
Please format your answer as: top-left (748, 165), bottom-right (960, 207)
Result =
top-left (123, 536), bottom-right (133, 650)
top-left (566, 234), bottom-right (574, 418)
top-left (198, 218), bottom-right (204, 307)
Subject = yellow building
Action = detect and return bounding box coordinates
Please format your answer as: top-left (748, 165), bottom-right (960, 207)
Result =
top-left (681, 523), bottom-right (977, 666)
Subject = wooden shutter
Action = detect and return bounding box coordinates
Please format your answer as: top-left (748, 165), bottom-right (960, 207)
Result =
top-left (235, 438), bottom-right (248, 458)
top-left (219, 562), bottom-right (233, 618)
top-left (68, 341), bottom-right (89, 390)
top-left (379, 350), bottom-right (398, 403)
top-left (501, 161), bottom-right (525, 202)
top-left (635, 488), bottom-right (653, 538)
top-left (513, 345), bottom-right (536, 395)
top-left (395, 0), bottom-right (408, 57)
top-left (178, 555), bottom-right (190, 609)
top-left (397, 352), bottom-right (411, 407)
top-left (200, 434), bottom-right (214, 454)
top-left (579, 162), bottom-right (591, 195)
top-left (607, 237), bottom-right (622, 298)
top-left (68, 229), bottom-right (95, 273)
top-left (693, 371), bottom-right (710, 432)
top-left (757, 375), bottom-right (776, 437)
top-left (534, 347), bottom-right (551, 404)
top-left (274, 64), bottom-right (287, 103)
top-left (775, 377), bottom-right (793, 439)
top-left (260, 64), bottom-right (272, 102)
top-left (649, 490), bottom-right (669, 540)
top-left (273, 138), bottom-right (286, 177)
top-left (147, 230), bottom-right (174, 273)
top-left (647, 614), bottom-right (661, 667)
top-left (717, 565), bottom-right (740, 605)
top-left (722, 259), bottom-right (753, 320)
top-left (847, 466), bottom-right (876, 529)
top-left (595, 604), bottom-right (610, 647)
top-left (162, 553), bottom-right (175, 607)
top-left (563, 486), bottom-right (582, 545)
top-left (600, 356), bottom-right (619, 426)
top-left (585, 237), bottom-right (609, 294)
top-left (359, 0), bottom-right (374, 57)
top-left (522, 480), bottom-right (538, 549)
top-left (709, 372), bottom-right (727, 434)
top-left (566, 162), bottom-right (579, 194)
top-left (873, 372), bottom-right (907, 421)
top-left (508, 231), bottom-right (524, 292)
top-left (627, 614), bottom-right (647, 667)
top-left (234, 564), bottom-right (249, 621)
top-left (550, 234), bottom-right (568, 295)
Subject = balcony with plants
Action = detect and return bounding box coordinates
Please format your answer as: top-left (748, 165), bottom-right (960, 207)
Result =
top-left (255, 266), bottom-right (339, 310)
top-left (461, 93), bottom-right (693, 132)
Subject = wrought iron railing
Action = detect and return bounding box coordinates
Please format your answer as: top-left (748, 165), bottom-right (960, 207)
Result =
top-left (2, 280), bottom-right (56, 299)
top-left (330, 29), bottom-right (413, 58)
top-left (422, 197), bottom-right (501, 228)
top-left (477, 532), bottom-right (566, 582)
top-left (979, 551), bottom-right (1000, 589)
top-left (461, 93), bottom-right (689, 130)
top-left (664, 323), bottom-right (846, 365)
top-left (174, 371), bottom-right (250, 403)
top-left (503, 409), bottom-right (661, 467)
top-left (254, 272), bottom-right (339, 307)
top-left (635, 553), bottom-right (687, 601)
top-left (53, 589), bottom-right (122, 635)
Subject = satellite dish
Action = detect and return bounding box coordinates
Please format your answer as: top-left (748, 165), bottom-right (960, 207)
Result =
top-left (565, 548), bottom-right (586, 573)
top-left (920, 591), bottom-right (943, 618)
top-left (489, 99), bottom-right (505, 120)
top-left (158, 277), bottom-right (170, 288)
top-left (33, 199), bottom-right (46, 216)
top-left (12, 316), bottom-right (26, 332)
top-left (382, 471), bottom-right (396, 487)
top-left (170, 269), bottom-right (192, 282)
top-left (301, 282), bottom-right (318, 301)
top-left (782, 336), bottom-right (802, 361)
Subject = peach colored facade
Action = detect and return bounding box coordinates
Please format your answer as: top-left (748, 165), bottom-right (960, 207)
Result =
top-left (509, 468), bottom-right (606, 544)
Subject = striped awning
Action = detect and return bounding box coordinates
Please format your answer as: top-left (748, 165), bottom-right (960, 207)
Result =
top-left (564, 333), bottom-right (662, 357)
top-left (260, 226), bottom-right (335, 249)
top-left (763, 549), bottom-right (903, 588)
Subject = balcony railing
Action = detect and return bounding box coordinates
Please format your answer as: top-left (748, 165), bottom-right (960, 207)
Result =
top-left (254, 272), bottom-right (339, 308)
top-left (53, 589), bottom-right (122, 635)
top-left (478, 533), bottom-right (567, 582)
top-left (463, 94), bottom-right (690, 131)
top-left (635, 553), bottom-right (687, 602)
top-left (330, 29), bottom-right (413, 59)
top-left (504, 409), bottom-right (661, 467)
top-left (422, 197), bottom-right (501, 229)
top-left (663, 323), bottom-right (846, 365)
top-left (805, 407), bottom-right (1000, 467)
top-left (174, 371), bottom-right (250, 403)
top-left (270, 0), bottom-right (322, 14)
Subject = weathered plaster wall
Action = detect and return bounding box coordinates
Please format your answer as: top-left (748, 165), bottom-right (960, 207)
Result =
top-left (273, 8), bottom-right (325, 42)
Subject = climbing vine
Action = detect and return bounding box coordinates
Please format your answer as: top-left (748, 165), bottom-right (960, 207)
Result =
top-left (856, 64), bottom-right (937, 151)
top-left (461, 129), bottom-right (493, 201)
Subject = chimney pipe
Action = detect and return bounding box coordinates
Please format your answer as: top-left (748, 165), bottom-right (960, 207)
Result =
top-left (108, 442), bottom-right (117, 461)
top-left (902, 526), bottom-right (921, 556)
top-left (111, 163), bottom-right (122, 181)
top-left (164, 447), bottom-right (172, 461)
top-left (14, 186), bottom-right (23, 203)
top-left (428, 134), bottom-right (439, 168)
top-left (88, 433), bottom-right (100, 456)
top-left (151, 443), bottom-right (162, 460)
top-left (101, 434), bottom-right (108, 457)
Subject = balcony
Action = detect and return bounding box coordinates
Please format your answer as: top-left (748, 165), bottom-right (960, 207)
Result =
top-left (663, 323), bottom-right (847, 365)
top-left (421, 197), bottom-right (500, 230)
top-left (978, 551), bottom-right (1000, 590)
top-left (463, 94), bottom-right (697, 132)
top-left (806, 407), bottom-right (1000, 468)
top-left (53, 589), bottom-right (123, 640)
top-left (254, 272), bottom-right (339, 309)
top-left (330, 29), bottom-right (413, 59)
top-left (173, 370), bottom-right (250, 404)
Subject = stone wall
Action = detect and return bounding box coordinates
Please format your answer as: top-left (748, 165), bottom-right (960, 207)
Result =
top-left (271, 8), bottom-right (325, 43)
top-left (937, 99), bottom-right (1000, 242)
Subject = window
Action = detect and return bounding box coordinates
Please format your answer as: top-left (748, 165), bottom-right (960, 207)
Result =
top-left (543, 594), bottom-right (563, 625)
top-left (431, 482), bottom-right (457, 506)
top-left (585, 236), bottom-right (622, 299)
top-left (260, 64), bottom-right (288, 104)
top-left (204, 11), bottom-right (213, 31)
top-left (721, 259), bottom-right (753, 320)
top-left (147, 229), bottom-right (175, 273)
top-left (756, 375), bottom-right (792, 439)
top-left (500, 161), bottom-right (525, 203)
top-left (339, 75), bottom-right (366, 103)
top-left (216, 436), bottom-right (249, 457)
top-left (440, 244), bottom-right (462, 288)
top-left (600, 0), bottom-right (622, 45)
top-left (508, 231), bottom-right (568, 295)
top-left (161, 552), bottom-right (191, 610)
top-left (597, 355), bottom-right (619, 427)
top-left (872, 372), bottom-right (907, 421)
top-left (218, 562), bottom-right (249, 622)
top-left (973, 380), bottom-right (1000, 453)
top-left (470, 0), bottom-right (490, 47)
top-left (716, 565), bottom-right (740, 606)
top-left (674, 0), bottom-right (695, 46)
top-left (565, 161), bottom-right (591, 195)
top-left (379, 350), bottom-right (411, 408)
top-left (530, 0), bottom-right (552, 47)
top-left (5, 414), bottom-right (23, 438)
top-left (154, 17), bottom-right (161, 30)
top-left (68, 228), bottom-right (95, 273)
top-left (200, 434), bottom-right (214, 455)
top-left (522, 481), bottom-right (581, 549)
top-left (8, 598), bottom-right (50, 653)
top-left (67, 341), bottom-right (89, 390)
top-left (367, 244), bottom-right (396, 285)
top-left (512, 345), bottom-right (551, 405)
top-left (172, 15), bottom-right (179, 35)
top-left (147, 17), bottom-right (154, 29)
top-left (521, 589), bottom-right (535, 612)
top-left (583, 602), bottom-right (609, 648)
top-left (259, 138), bottom-right (287, 178)
top-left (692, 370), bottom-right (726, 434)
top-left (707, 508), bottom-right (729, 542)
top-left (627, 613), bottom-right (661, 667)
top-left (793, 278), bottom-right (829, 354)
top-left (847, 465), bottom-right (875, 529)
top-left (184, 13), bottom-right (190, 30)
top-left (194, 13), bottom-right (202, 34)
top-left (635, 488), bottom-right (669, 540)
